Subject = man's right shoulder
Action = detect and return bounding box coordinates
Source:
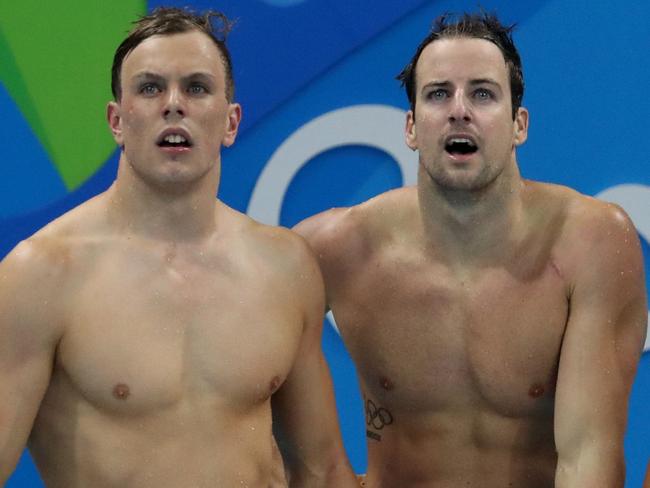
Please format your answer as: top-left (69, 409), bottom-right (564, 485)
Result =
top-left (293, 187), bottom-right (416, 265)
top-left (293, 205), bottom-right (367, 261)
top-left (0, 232), bottom-right (70, 340)
top-left (1, 197), bottom-right (105, 284)
top-left (2, 230), bottom-right (73, 290)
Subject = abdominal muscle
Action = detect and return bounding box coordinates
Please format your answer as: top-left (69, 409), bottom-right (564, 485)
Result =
top-left (364, 408), bottom-right (557, 488)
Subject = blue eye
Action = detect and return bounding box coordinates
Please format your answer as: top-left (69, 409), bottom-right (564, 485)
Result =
top-left (188, 84), bottom-right (208, 95)
top-left (426, 88), bottom-right (448, 101)
top-left (473, 88), bottom-right (493, 101)
top-left (140, 83), bottom-right (160, 96)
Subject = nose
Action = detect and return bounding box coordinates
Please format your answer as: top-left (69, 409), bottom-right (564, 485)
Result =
top-left (163, 86), bottom-right (185, 119)
top-left (448, 91), bottom-right (471, 123)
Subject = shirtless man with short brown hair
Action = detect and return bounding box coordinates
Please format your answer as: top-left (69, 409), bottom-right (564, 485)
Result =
top-left (295, 12), bottom-right (647, 488)
top-left (0, 7), bottom-right (356, 488)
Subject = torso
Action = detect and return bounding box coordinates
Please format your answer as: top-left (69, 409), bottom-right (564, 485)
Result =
top-left (27, 195), bottom-right (299, 488)
top-left (312, 182), bottom-right (579, 488)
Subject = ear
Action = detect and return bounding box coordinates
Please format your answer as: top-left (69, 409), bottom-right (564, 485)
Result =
top-left (107, 101), bottom-right (124, 146)
top-left (222, 102), bottom-right (242, 148)
top-left (513, 106), bottom-right (529, 146)
top-left (405, 109), bottom-right (417, 151)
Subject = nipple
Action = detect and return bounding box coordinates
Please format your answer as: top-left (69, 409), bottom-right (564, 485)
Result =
top-left (269, 376), bottom-right (281, 395)
top-left (113, 383), bottom-right (131, 400)
top-left (379, 376), bottom-right (394, 391)
top-left (528, 383), bottom-right (545, 398)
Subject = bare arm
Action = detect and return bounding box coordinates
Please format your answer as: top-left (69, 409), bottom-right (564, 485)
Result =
top-left (554, 203), bottom-right (647, 487)
top-left (0, 240), bottom-right (62, 481)
top-left (272, 238), bottom-right (357, 488)
top-left (293, 207), bottom-right (362, 314)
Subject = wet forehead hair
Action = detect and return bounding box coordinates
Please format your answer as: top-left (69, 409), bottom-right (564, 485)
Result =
top-left (111, 7), bottom-right (235, 102)
top-left (397, 12), bottom-right (524, 119)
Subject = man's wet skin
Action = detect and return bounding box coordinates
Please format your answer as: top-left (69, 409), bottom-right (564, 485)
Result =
top-left (0, 23), bottom-right (356, 487)
top-left (296, 33), bottom-right (646, 487)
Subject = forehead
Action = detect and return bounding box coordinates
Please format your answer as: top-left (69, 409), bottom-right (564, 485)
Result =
top-left (121, 30), bottom-right (224, 79)
top-left (415, 37), bottom-right (508, 86)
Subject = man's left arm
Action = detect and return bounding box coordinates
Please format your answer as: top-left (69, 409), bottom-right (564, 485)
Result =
top-left (554, 202), bottom-right (647, 487)
top-left (272, 237), bottom-right (357, 488)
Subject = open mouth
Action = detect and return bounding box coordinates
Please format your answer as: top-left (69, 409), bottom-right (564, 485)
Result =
top-left (157, 133), bottom-right (192, 148)
top-left (444, 137), bottom-right (478, 156)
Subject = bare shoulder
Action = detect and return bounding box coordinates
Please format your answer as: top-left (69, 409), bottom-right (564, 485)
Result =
top-left (529, 181), bottom-right (644, 298)
top-left (221, 204), bottom-right (321, 283)
top-left (526, 180), bottom-right (638, 249)
top-left (293, 187), bottom-right (418, 264)
top-left (0, 222), bottom-right (79, 343)
top-left (550, 183), bottom-right (641, 263)
top-left (2, 211), bottom-right (85, 284)
top-left (1, 195), bottom-right (108, 302)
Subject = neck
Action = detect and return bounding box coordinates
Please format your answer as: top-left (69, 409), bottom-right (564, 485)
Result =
top-left (106, 153), bottom-right (222, 242)
top-left (417, 162), bottom-right (526, 265)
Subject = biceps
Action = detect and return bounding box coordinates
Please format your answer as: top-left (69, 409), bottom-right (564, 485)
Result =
top-left (554, 309), bottom-right (640, 452)
top-left (275, 348), bottom-right (339, 446)
top-left (0, 339), bottom-right (55, 455)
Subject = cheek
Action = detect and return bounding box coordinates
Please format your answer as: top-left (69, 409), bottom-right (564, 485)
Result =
top-left (202, 107), bottom-right (229, 133)
top-left (122, 110), bottom-right (146, 135)
top-left (416, 110), bottom-right (444, 131)
top-left (419, 112), bottom-right (435, 123)
top-left (122, 100), bottom-right (152, 127)
top-left (415, 118), bottom-right (440, 146)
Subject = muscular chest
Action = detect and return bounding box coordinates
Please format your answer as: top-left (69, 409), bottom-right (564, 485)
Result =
top-left (55, 251), bottom-right (301, 414)
top-left (332, 254), bottom-right (568, 417)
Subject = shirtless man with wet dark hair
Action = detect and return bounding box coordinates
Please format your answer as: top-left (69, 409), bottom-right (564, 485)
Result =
top-left (296, 12), bottom-right (647, 488)
top-left (0, 7), bottom-right (356, 488)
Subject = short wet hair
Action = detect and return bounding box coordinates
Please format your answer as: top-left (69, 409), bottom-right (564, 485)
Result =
top-left (397, 12), bottom-right (524, 119)
top-left (111, 7), bottom-right (235, 102)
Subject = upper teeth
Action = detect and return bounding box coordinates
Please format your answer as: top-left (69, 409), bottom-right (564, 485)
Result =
top-left (449, 138), bottom-right (474, 146)
top-left (164, 134), bottom-right (187, 144)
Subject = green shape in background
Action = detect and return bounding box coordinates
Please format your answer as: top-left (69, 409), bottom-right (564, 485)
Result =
top-left (0, 0), bottom-right (146, 190)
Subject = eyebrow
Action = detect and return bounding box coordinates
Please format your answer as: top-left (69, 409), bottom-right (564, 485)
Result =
top-left (420, 78), bottom-right (503, 93)
top-left (131, 72), bottom-right (164, 84)
top-left (468, 78), bottom-right (501, 89)
top-left (184, 72), bottom-right (218, 83)
top-left (131, 71), bottom-right (218, 84)
top-left (421, 81), bottom-right (451, 90)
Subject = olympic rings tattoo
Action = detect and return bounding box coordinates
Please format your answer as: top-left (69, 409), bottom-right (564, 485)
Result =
top-left (365, 398), bottom-right (393, 430)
